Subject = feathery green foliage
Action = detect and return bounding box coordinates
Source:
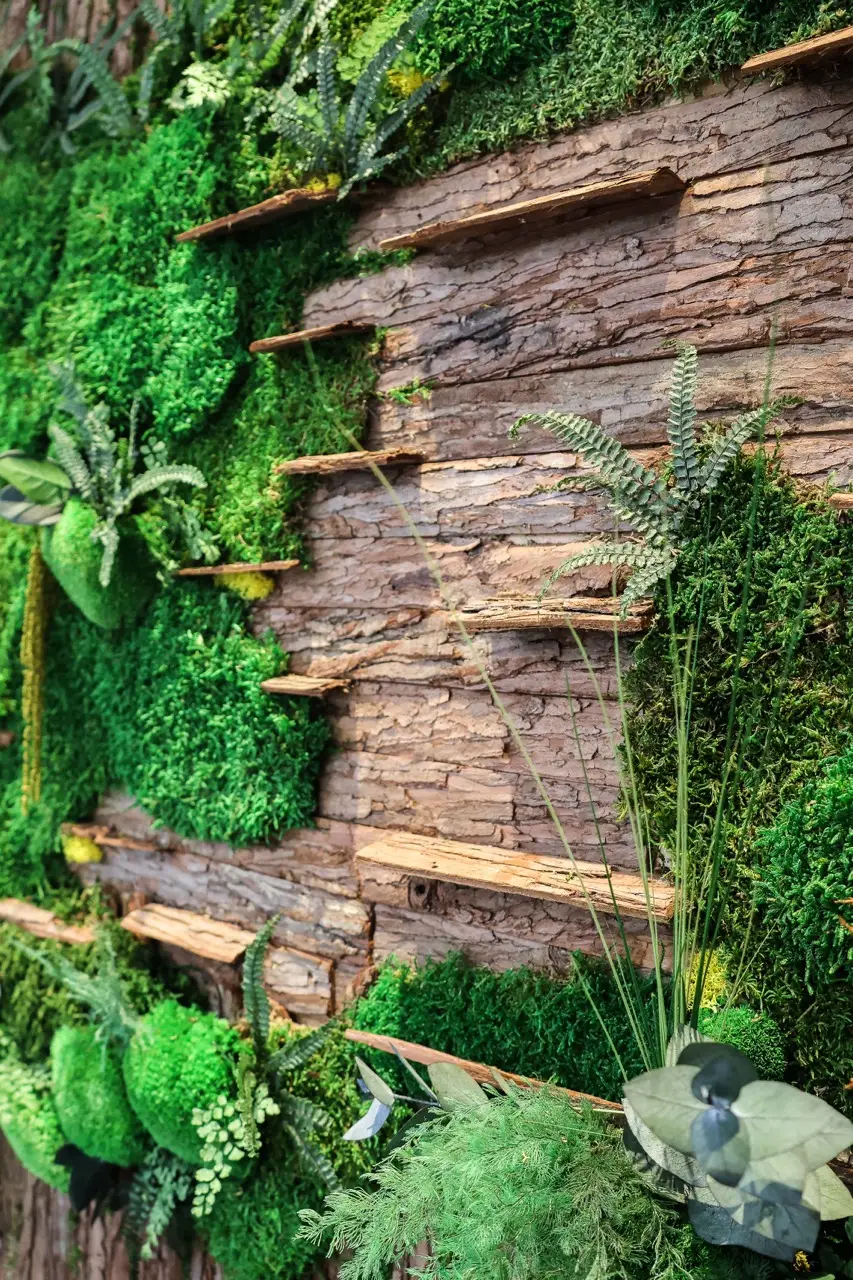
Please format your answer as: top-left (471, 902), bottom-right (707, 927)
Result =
top-left (50, 1024), bottom-right (147, 1166)
top-left (0, 1055), bottom-right (70, 1191)
top-left (243, 914), bottom-right (280, 1059)
top-left (124, 1146), bottom-right (195, 1263)
top-left (123, 1001), bottom-right (240, 1164)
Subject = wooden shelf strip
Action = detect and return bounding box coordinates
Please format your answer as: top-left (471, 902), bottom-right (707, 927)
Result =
top-left (457, 595), bottom-right (653, 635)
top-left (741, 25), bottom-right (853, 73)
top-left (174, 559), bottom-right (299, 578)
top-left (377, 167), bottom-right (685, 252)
top-left (828, 492), bottom-right (853, 511)
top-left (0, 898), bottom-right (96, 945)
top-left (356, 831), bottom-right (674, 922)
top-left (274, 448), bottom-right (424, 477)
top-left (176, 187), bottom-right (337, 244)
top-left (62, 822), bottom-right (158, 853)
top-left (121, 903), bottom-right (255, 964)
top-left (250, 320), bottom-right (374, 355)
top-left (345, 1029), bottom-right (624, 1112)
top-left (262, 674), bottom-right (351, 697)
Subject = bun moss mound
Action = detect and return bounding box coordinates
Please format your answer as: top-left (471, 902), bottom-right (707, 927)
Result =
top-left (122, 1001), bottom-right (239, 1164)
top-left (50, 1025), bottom-right (147, 1168)
top-left (40, 499), bottom-right (155, 630)
top-left (0, 1056), bottom-right (70, 1191)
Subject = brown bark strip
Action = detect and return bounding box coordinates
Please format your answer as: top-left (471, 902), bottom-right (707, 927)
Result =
top-left (121, 903), bottom-right (255, 964)
top-left (741, 26), bottom-right (853, 72)
top-left (262, 674), bottom-right (352, 696)
top-left (175, 187), bottom-right (337, 243)
top-left (250, 320), bottom-right (374, 354)
top-left (174, 559), bottom-right (299, 576)
top-left (0, 898), bottom-right (95, 945)
top-left (274, 449), bottom-right (424, 476)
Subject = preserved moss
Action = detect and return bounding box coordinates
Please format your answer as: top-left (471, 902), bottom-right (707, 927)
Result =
top-left (50, 1024), bottom-right (147, 1167)
top-left (40, 500), bottom-right (155, 631)
top-left (0, 1057), bottom-right (70, 1191)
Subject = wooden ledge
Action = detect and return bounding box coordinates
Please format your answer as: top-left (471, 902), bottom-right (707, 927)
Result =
top-left (176, 187), bottom-right (338, 243)
top-left (262, 674), bottom-right (351, 697)
top-left (741, 25), bottom-right (853, 73)
top-left (273, 448), bottom-right (424, 477)
top-left (0, 898), bottom-right (96, 945)
top-left (377, 167), bottom-right (685, 252)
top-left (250, 320), bottom-right (374, 355)
top-left (121, 903), bottom-right (254, 964)
top-left (62, 822), bottom-right (158, 853)
top-left (828, 492), bottom-right (853, 511)
top-left (345, 1029), bottom-right (623, 1112)
top-left (174, 559), bottom-right (299, 577)
top-left (356, 832), bottom-right (674, 922)
top-left (457, 595), bottom-right (653, 634)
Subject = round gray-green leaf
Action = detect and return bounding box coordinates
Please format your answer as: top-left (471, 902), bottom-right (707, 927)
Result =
top-left (623, 1065), bottom-right (702, 1155)
top-left (739, 1149), bottom-right (809, 1205)
top-left (427, 1062), bottom-right (489, 1112)
top-left (623, 1097), bottom-right (705, 1187)
top-left (0, 452), bottom-right (71, 506)
top-left (732, 1081), bottom-right (853, 1167)
top-left (688, 1197), bottom-right (795, 1262)
top-left (802, 1164), bottom-right (853, 1221)
top-left (355, 1056), bottom-right (395, 1107)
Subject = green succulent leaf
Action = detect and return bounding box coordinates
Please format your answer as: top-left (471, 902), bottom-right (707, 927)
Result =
top-left (732, 1081), bottom-right (853, 1167)
top-left (0, 485), bottom-right (64, 526)
top-left (623, 1065), bottom-right (703, 1155)
top-left (0, 452), bottom-right (71, 506)
top-left (802, 1164), bottom-right (853, 1221)
top-left (427, 1062), bottom-right (489, 1112)
top-left (355, 1056), bottom-right (395, 1107)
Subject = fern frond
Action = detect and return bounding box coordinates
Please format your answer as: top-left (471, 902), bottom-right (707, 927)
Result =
top-left (243, 913), bottom-right (280, 1058)
top-left (259, 0), bottom-right (309, 69)
top-left (48, 424), bottom-right (93, 501)
top-left (699, 404), bottom-right (773, 496)
top-left (268, 1023), bottom-right (331, 1075)
top-left (125, 464), bottom-right (207, 508)
top-left (607, 489), bottom-right (673, 549)
top-left (93, 520), bottom-right (120, 588)
top-left (59, 38), bottom-right (133, 138)
top-left (285, 1120), bottom-right (340, 1190)
top-left (666, 343), bottom-right (702, 495)
top-left (618, 550), bottom-right (676, 614)
top-left (538, 540), bottom-right (663, 599)
top-left (371, 67), bottom-right (446, 154)
top-left (203, 0), bottom-right (234, 33)
top-left (316, 37), bottom-right (339, 142)
top-left (139, 0), bottom-right (173, 42)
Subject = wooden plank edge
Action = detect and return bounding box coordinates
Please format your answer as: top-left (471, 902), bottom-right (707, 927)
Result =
top-left (273, 448), bottom-right (425, 476)
top-left (121, 903), bottom-right (255, 965)
top-left (741, 24), bottom-right (853, 72)
top-left (174, 559), bottom-right (300, 577)
top-left (376, 167), bottom-right (686, 252)
top-left (62, 822), bottom-right (159, 853)
top-left (250, 321), bottom-right (375, 355)
top-left (261, 674), bottom-right (352, 696)
top-left (344, 1029), bottom-right (623, 1112)
top-left (828, 491), bottom-right (853, 510)
top-left (460, 609), bottom-right (652, 635)
top-left (0, 898), bottom-right (96, 945)
top-left (176, 187), bottom-right (338, 243)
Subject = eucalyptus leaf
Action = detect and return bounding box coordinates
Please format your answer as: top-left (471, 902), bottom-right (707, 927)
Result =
top-left (623, 1065), bottom-right (703, 1155)
top-left (691, 1106), bottom-right (750, 1186)
top-left (0, 451), bottom-right (71, 505)
top-left (739, 1149), bottom-right (809, 1206)
top-left (342, 1097), bottom-right (392, 1141)
top-left (622, 1097), bottom-right (705, 1187)
top-left (0, 484), bottom-right (64, 526)
top-left (802, 1164), bottom-right (853, 1221)
top-left (704, 1175), bottom-right (820, 1253)
top-left (428, 1062), bottom-right (489, 1112)
top-left (732, 1081), bottom-right (853, 1167)
top-left (355, 1056), bottom-right (395, 1107)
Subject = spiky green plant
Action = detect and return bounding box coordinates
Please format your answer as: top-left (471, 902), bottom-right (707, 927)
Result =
top-left (16, 933), bottom-right (140, 1052)
top-left (47, 365), bottom-right (209, 587)
top-left (510, 345), bottom-right (780, 613)
top-left (270, 0), bottom-right (447, 197)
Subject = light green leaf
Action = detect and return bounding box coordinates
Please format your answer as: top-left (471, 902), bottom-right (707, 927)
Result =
top-left (355, 1056), bottom-right (395, 1107)
top-left (739, 1148), bottom-right (809, 1204)
top-left (732, 1081), bottom-right (853, 1167)
top-left (623, 1097), bottom-right (705, 1186)
top-left (428, 1062), bottom-right (489, 1112)
top-left (623, 1065), bottom-right (702, 1155)
top-left (0, 452), bottom-right (71, 506)
top-left (803, 1164), bottom-right (853, 1221)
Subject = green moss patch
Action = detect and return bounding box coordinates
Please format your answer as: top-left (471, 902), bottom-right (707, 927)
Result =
top-left (51, 1024), bottom-right (147, 1167)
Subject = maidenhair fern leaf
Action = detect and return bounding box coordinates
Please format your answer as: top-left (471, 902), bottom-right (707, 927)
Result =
top-left (666, 344), bottom-right (702, 494)
top-left (242, 913), bottom-right (281, 1059)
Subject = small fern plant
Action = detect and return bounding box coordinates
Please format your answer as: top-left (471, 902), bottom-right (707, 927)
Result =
top-left (243, 914), bottom-right (340, 1190)
top-left (137, 0), bottom-right (236, 121)
top-left (47, 366), bottom-right (209, 587)
top-left (270, 0), bottom-right (447, 197)
top-left (511, 345), bottom-right (781, 614)
top-left (16, 933), bottom-right (139, 1053)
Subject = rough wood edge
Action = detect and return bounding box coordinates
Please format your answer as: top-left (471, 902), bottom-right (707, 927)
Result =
top-left (741, 24), bottom-right (853, 72)
top-left (828, 491), bottom-right (853, 510)
top-left (0, 898), bottom-right (96, 945)
top-left (261, 674), bottom-right (352, 696)
top-left (356, 832), bottom-right (674, 922)
top-left (376, 167), bottom-right (686, 251)
top-left (176, 187), bottom-right (338, 243)
top-left (174, 559), bottom-right (300, 577)
top-left (344, 1029), bottom-right (623, 1111)
top-left (273, 448), bottom-right (425, 476)
top-left (250, 321), bottom-right (375, 355)
top-left (121, 903), bottom-right (255, 964)
top-left (62, 822), bottom-right (159, 853)
top-left (457, 596), bottom-right (654, 635)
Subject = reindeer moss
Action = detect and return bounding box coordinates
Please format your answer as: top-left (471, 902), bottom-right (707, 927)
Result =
top-left (50, 1025), bottom-right (147, 1167)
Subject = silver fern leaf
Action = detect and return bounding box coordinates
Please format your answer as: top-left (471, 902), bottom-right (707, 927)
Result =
top-left (618, 548), bottom-right (677, 613)
top-left (699, 404), bottom-right (775, 496)
top-left (666, 343), bottom-right (702, 494)
top-left (48, 423), bottom-right (94, 502)
top-left (538, 539), bottom-right (659, 599)
top-left (125, 463), bottom-right (207, 509)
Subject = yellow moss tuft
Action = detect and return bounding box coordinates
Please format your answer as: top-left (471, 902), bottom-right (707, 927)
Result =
top-left (687, 949), bottom-right (729, 1012)
top-left (214, 572), bottom-right (275, 601)
top-left (61, 835), bottom-right (103, 865)
top-left (387, 67), bottom-right (429, 97)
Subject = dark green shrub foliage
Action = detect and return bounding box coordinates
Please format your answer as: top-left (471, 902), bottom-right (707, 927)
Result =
top-left (50, 1024), bottom-right (147, 1167)
top-left (123, 1000), bottom-right (239, 1164)
top-left (353, 952), bottom-right (653, 1101)
top-left (203, 1161), bottom-right (324, 1280)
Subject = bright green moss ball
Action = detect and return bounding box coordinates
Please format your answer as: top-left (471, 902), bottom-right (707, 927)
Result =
top-left (40, 499), bottom-right (155, 630)
top-left (698, 1006), bottom-right (786, 1080)
top-left (50, 1025), bottom-right (147, 1167)
top-left (123, 1001), bottom-right (239, 1164)
top-left (0, 1057), bottom-right (70, 1191)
